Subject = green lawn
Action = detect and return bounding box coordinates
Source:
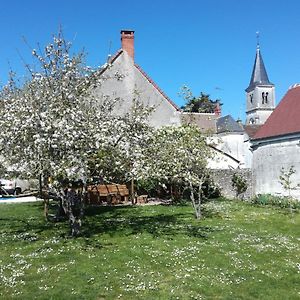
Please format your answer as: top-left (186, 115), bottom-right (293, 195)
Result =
top-left (0, 199), bottom-right (299, 299)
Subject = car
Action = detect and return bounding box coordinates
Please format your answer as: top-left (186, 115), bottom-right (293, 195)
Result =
top-left (0, 178), bottom-right (32, 195)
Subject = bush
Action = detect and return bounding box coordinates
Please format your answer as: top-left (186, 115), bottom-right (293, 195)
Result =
top-left (232, 173), bottom-right (248, 198)
top-left (136, 178), bottom-right (169, 198)
top-left (136, 176), bottom-right (220, 202)
top-left (251, 194), bottom-right (300, 210)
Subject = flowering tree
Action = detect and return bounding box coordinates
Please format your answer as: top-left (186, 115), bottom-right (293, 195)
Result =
top-left (88, 96), bottom-right (154, 202)
top-left (0, 31), bottom-right (120, 234)
top-left (143, 125), bottom-right (213, 219)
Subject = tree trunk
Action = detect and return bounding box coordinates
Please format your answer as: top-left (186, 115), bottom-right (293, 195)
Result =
top-left (39, 173), bottom-right (48, 219)
top-left (131, 178), bottom-right (135, 205)
top-left (189, 180), bottom-right (203, 219)
top-left (64, 187), bottom-right (84, 237)
top-left (189, 181), bottom-right (200, 219)
top-left (197, 183), bottom-right (202, 219)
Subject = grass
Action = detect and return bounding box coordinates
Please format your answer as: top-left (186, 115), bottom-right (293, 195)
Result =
top-left (0, 199), bottom-right (300, 299)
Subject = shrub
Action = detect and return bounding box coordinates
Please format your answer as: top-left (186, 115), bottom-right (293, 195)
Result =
top-left (251, 194), bottom-right (300, 210)
top-left (232, 173), bottom-right (248, 198)
top-left (136, 178), bottom-right (168, 198)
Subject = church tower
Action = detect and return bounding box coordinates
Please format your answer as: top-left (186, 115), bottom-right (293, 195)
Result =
top-left (245, 40), bottom-right (275, 125)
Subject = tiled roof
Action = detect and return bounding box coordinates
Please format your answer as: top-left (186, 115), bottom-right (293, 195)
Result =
top-left (180, 113), bottom-right (217, 133)
top-left (254, 85), bottom-right (300, 140)
top-left (217, 115), bottom-right (244, 133)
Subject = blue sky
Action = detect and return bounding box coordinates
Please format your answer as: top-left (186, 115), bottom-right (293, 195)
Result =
top-left (1, 0), bottom-right (300, 121)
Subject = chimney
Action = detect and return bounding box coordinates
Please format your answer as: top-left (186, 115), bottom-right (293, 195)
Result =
top-left (214, 101), bottom-right (222, 117)
top-left (121, 30), bottom-right (135, 60)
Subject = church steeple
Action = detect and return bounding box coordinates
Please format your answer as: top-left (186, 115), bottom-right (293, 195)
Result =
top-left (246, 44), bottom-right (273, 92)
top-left (245, 36), bottom-right (275, 125)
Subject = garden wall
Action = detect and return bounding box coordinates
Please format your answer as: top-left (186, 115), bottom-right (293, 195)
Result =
top-left (210, 169), bottom-right (253, 199)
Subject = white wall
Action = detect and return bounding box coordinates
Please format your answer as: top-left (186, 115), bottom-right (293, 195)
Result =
top-left (252, 137), bottom-right (300, 199)
top-left (209, 133), bottom-right (252, 169)
top-left (93, 51), bottom-right (181, 128)
top-left (245, 86), bottom-right (275, 125)
top-left (207, 150), bottom-right (240, 169)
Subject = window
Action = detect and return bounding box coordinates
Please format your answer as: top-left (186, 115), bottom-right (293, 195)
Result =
top-left (262, 91), bottom-right (269, 104)
top-left (250, 94), bottom-right (253, 103)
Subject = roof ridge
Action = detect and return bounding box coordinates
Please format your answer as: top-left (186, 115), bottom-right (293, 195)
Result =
top-left (288, 83), bottom-right (300, 90)
top-left (208, 144), bottom-right (241, 164)
top-left (109, 49), bottom-right (123, 64)
top-left (96, 49), bottom-right (123, 76)
top-left (134, 64), bottom-right (180, 111)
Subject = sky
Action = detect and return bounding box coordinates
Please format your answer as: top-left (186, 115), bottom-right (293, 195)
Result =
top-left (1, 0), bottom-right (300, 121)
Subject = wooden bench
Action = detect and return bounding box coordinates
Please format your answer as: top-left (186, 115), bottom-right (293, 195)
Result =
top-left (86, 184), bottom-right (129, 205)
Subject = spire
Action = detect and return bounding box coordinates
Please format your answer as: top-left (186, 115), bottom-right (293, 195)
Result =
top-left (256, 31), bottom-right (260, 49)
top-left (246, 37), bottom-right (273, 92)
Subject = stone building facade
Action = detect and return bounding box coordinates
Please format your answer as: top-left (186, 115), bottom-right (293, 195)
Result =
top-left (94, 30), bottom-right (300, 200)
top-left (93, 30), bottom-right (181, 128)
top-left (251, 85), bottom-right (300, 199)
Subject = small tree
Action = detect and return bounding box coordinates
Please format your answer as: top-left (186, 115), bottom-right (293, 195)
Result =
top-left (279, 166), bottom-right (300, 198)
top-left (144, 125), bottom-right (213, 219)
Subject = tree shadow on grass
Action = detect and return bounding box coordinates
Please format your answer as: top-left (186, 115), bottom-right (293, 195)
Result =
top-left (81, 205), bottom-right (217, 239)
top-left (0, 215), bottom-right (60, 243)
top-left (0, 202), bottom-right (218, 241)
top-left (0, 202), bottom-right (69, 240)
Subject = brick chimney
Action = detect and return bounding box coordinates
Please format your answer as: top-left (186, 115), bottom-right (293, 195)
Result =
top-left (214, 101), bottom-right (222, 117)
top-left (121, 30), bottom-right (135, 60)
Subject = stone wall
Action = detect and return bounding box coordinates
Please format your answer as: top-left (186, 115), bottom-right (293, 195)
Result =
top-left (210, 169), bottom-right (253, 199)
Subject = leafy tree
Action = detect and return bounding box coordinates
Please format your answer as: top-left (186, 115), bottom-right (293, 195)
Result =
top-left (143, 125), bottom-right (213, 219)
top-left (180, 85), bottom-right (221, 113)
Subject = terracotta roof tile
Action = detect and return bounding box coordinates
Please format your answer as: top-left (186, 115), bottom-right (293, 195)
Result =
top-left (180, 113), bottom-right (217, 132)
top-left (254, 85), bottom-right (300, 139)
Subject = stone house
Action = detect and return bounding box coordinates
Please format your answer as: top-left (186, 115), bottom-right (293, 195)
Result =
top-left (94, 30), bottom-right (251, 172)
top-left (93, 30), bottom-right (181, 128)
top-left (96, 30), bottom-right (300, 199)
top-left (251, 84), bottom-right (300, 199)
